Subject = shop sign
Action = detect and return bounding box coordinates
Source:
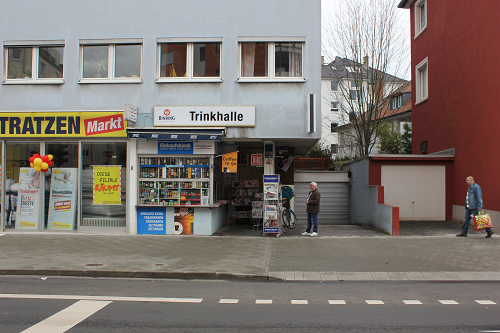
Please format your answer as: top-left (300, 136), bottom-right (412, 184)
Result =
top-left (15, 168), bottom-right (41, 230)
top-left (158, 142), bottom-right (194, 154)
top-left (137, 207), bottom-right (166, 234)
top-left (47, 168), bottom-right (78, 230)
top-left (0, 112), bottom-right (127, 137)
top-left (93, 165), bottom-right (122, 205)
top-left (125, 104), bottom-right (138, 123)
top-left (251, 154), bottom-right (263, 166)
top-left (222, 151), bottom-right (238, 173)
top-left (153, 106), bottom-right (256, 127)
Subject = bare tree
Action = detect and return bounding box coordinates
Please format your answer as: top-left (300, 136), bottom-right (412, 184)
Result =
top-left (322, 0), bottom-right (409, 157)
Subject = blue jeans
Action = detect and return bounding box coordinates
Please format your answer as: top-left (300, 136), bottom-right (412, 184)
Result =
top-left (462, 208), bottom-right (492, 234)
top-left (306, 213), bottom-right (318, 233)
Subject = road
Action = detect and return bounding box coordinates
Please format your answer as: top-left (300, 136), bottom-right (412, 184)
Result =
top-left (1, 276), bottom-right (499, 332)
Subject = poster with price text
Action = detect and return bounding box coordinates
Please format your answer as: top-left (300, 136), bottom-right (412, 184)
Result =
top-left (48, 168), bottom-right (78, 230)
top-left (15, 168), bottom-right (41, 229)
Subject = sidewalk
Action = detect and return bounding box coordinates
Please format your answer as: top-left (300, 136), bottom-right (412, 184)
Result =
top-left (0, 222), bottom-right (499, 281)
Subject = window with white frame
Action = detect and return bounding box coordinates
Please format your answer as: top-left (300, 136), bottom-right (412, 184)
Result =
top-left (415, 0), bottom-right (427, 38)
top-left (80, 39), bottom-right (142, 83)
top-left (331, 80), bottom-right (338, 91)
top-left (238, 39), bottom-right (304, 81)
top-left (415, 57), bottom-right (428, 104)
top-left (4, 42), bottom-right (64, 84)
top-left (331, 101), bottom-right (338, 111)
top-left (391, 94), bottom-right (403, 110)
top-left (157, 40), bottom-right (221, 81)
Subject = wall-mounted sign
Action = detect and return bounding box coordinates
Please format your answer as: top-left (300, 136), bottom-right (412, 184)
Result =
top-left (157, 141), bottom-right (215, 155)
top-left (154, 106), bottom-right (256, 127)
top-left (0, 112), bottom-right (127, 137)
top-left (125, 104), bottom-right (138, 123)
top-left (137, 206), bottom-right (166, 234)
top-left (251, 154), bottom-right (263, 166)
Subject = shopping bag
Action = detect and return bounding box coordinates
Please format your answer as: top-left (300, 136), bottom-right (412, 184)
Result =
top-left (473, 210), bottom-right (493, 230)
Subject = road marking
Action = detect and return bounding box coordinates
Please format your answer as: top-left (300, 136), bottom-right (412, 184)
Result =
top-left (403, 300), bottom-right (423, 305)
top-left (0, 294), bottom-right (203, 303)
top-left (365, 300), bottom-right (384, 305)
top-left (439, 300), bottom-right (459, 305)
top-left (328, 300), bottom-right (346, 305)
top-left (256, 299), bottom-right (272, 304)
top-left (20, 300), bottom-right (111, 333)
top-left (475, 300), bottom-right (497, 305)
top-left (291, 300), bottom-right (308, 305)
top-left (219, 299), bottom-right (239, 304)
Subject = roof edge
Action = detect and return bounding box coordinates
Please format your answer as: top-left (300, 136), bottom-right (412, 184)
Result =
top-left (397, 0), bottom-right (415, 9)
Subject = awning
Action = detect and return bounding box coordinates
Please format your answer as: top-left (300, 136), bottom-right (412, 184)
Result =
top-left (127, 128), bottom-right (224, 141)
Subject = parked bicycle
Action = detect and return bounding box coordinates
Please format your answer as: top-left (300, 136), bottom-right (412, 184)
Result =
top-left (281, 195), bottom-right (297, 229)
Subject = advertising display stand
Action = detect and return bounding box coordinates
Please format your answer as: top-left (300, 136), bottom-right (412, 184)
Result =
top-left (263, 175), bottom-right (282, 237)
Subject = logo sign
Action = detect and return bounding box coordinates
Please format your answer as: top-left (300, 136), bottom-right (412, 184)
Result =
top-left (251, 154), bottom-right (263, 166)
top-left (154, 106), bottom-right (256, 127)
top-left (158, 142), bottom-right (193, 154)
top-left (0, 112), bottom-right (127, 137)
top-left (125, 104), bottom-right (138, 123)
top-left (263, 175), bottom-right (280, 183)
top-left (222, 151), bottom-right (238, 173)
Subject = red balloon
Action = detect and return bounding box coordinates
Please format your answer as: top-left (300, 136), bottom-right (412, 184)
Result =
top-left (33, 154), bottom-right (40, 159)
top-left (42, 155), bottom-right (49, 163)
top-left (29, 156), bottom-right (35, 163)
top-left (47, 161), bottom-right (53, 167)
top-left (42, 168), bottom-right (48, 172)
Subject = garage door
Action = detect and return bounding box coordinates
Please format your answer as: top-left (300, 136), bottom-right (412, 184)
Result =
top-left (294, 182), bottom-right (349, 225)
top-left (381, 165), bottom-right (445, 221)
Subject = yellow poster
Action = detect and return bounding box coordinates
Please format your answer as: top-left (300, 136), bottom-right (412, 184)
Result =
top-left (93, 165), bottom-right (122, 205)
top-left (222, 151), bottom-right (238, 173)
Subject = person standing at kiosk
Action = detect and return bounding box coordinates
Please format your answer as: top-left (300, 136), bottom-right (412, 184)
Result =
top-left (302, 182), bottom-right (320, 237)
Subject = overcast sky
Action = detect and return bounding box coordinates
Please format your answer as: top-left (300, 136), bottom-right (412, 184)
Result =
top-left (321, 0), bottom-right (411, 80)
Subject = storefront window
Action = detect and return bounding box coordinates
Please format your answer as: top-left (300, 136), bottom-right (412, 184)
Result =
top-left (4, 142), bottom-right (40, 230)
top-left (44, 143), bottom-right (79, 230)
top-left (81, 142), bottom-right (127, 228)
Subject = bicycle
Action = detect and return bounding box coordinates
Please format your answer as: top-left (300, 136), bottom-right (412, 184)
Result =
top-left (281, 195), bottom-right (297, 229)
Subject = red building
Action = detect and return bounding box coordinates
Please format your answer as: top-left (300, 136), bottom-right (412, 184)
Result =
top-left (398, 0), bottom-right (500, 221)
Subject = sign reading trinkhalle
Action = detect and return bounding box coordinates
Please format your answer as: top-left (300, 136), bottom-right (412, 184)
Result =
top-left (154, 106), bottom-right (256, 127)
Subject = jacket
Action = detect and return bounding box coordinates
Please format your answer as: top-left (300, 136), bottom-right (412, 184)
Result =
top-left (466, 182), bottom-right (483, 210)
top-left (306, 189), bottom-right (321, 213)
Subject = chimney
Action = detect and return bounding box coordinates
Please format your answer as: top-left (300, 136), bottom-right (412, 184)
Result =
top-left (363, 56), bottom-right (369, 69)
top-left (321, 56), bottom-right (324, 65)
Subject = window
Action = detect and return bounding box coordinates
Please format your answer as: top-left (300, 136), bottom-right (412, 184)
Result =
top-left (391, 95), bottom-right (403, 110)
top-left (157, 41), bottom-right (221, 81)
top-left (415, 0), bottom-right (427, 38)
top-left (331, 101), bottom-right (338, 111)
top-left (80, 42), bottom-right (142, 83)
top-left (331, 144), bottom-right (338, 154)
top-left (4, 43), bottom-right (64, 84)
top-left (415, 57), bottom-right (428, 104)
top-left (331, 81), bottom-right (338, 91)
top-left (239, 40), bottom-right (304, 81)
top-left (331, 123), bottom-right (338, 133)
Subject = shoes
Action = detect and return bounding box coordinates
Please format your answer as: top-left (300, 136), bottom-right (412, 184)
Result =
top-left (486, 231), bottom-right (494, 238)
top-left (310, 232), bottom-right (318, 237)
top-left (301, 232), bottom-right (310, 236)
top-left (456, 233), bottom-right (467, 237)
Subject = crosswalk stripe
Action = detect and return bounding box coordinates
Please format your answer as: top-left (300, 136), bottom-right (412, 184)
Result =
top-left (219, 299), bottom-right (239, 304)
top-left (403, 300), bottom-right (423, 305)
top-left (256, 299), bottom-right (272, 304)
top-left (439, 300), bottom-right (459, 304)
top-left (20, 300), bottom-right (111, 333)
top-left (328, 300), bottom-right (346, 305)
top-left (475, 300), bottom-right (497, 305)
top-left (291, 300), bottom-right (308, 305)
top-left (0, 294), bottom-right (202, 303)
top-left (365, 300), bottom-right (384, 305)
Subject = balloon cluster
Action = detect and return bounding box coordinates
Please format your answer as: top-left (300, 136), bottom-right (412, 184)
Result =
top-left (29, 154), bottom-right (53, 172)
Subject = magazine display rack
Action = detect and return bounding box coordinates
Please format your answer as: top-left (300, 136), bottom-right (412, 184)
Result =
top-left (262, 175), bottom-right (282, 237)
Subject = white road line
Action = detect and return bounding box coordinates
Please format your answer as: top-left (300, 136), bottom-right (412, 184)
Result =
top-left (439, 300), bottom-right (459, 305)
top-left (255, 299), bottom-right (272, 304)
top-left (475, 300), bottom-right (497, 305)
top-left (403, 300), bottom-right (423, 305)
top-left (291, 300), bottom-right (308, 305)
top-left (0, 294), bottom-right (202, 303)
top-left (219, 299), bottom-right (239, 304)
top-left (365, 300), bottom-right (384, 305)
top-left (328, 300), bottom-right (346, 305)
top-left (21, 300), bottom-right (111, 333)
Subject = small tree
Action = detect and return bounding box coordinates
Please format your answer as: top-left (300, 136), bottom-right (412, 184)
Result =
top-left (299, 143), bottom-right (331, 158)
top-left (379, 122), bottom-right (412, 154)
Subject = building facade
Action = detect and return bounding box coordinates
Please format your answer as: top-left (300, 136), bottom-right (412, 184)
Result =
top-left (0, 0), bottom-right (321, 235)
top-left (398, 0), bottom-right (500, 221)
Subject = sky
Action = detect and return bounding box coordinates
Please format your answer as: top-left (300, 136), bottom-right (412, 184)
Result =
top-left (321, 0), bottom-right (411, 80)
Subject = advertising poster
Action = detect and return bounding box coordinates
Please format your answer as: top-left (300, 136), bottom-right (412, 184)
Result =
top-left (137, 207), bottom-right (166, 234)
top-left (222, 151), bottom-right (237, 173)
top-left (174, 208), bottom-right (194, 235)
top-left (47, 168), bottom-right (78, 230)
top-left (93, 165), bottom-right (122, 205)
top-left (15, 168), bottom-right (41, 230)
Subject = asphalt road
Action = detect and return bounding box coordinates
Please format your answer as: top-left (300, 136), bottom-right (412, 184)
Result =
top-left (1, 276), bottom-right (499, 332)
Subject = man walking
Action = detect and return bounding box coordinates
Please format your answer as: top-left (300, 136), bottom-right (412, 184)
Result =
top-left (457, 176), bottom-right (494, 238)
top-left (302, 182), bottom-right (320, 237)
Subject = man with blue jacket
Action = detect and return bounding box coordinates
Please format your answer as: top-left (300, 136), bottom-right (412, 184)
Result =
top-left (457, 176), bottom-right (494, 238)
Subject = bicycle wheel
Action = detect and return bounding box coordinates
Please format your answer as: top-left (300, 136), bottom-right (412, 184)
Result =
top-left (282, 208), bottom-right (297, 229)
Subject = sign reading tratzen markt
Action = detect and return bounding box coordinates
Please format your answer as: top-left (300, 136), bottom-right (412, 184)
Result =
top-left (153, 106), bottom-right (256, 127)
